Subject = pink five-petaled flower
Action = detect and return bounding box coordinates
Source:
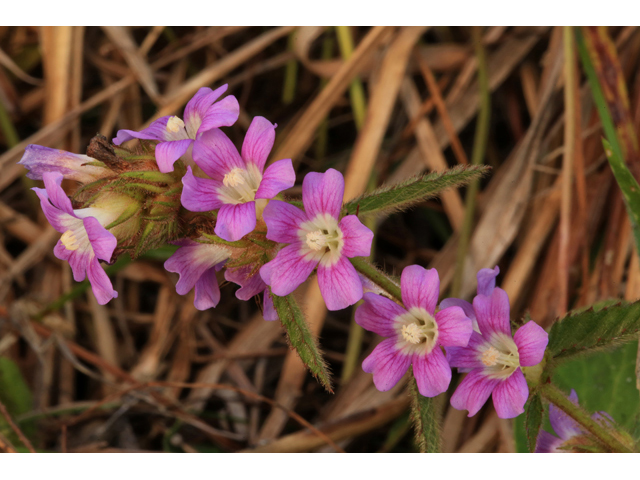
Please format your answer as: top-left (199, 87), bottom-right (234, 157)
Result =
top-left (113, 85), bottom-right (239, 173)
top-left (181, 116), bottom-right (295, 242)
top-left (355, 266), bottom-right (473, 397)
top-left (535, 389), bottom-right (613, 453)
top-left (448, 287), bottom-right (549, 419)
top-left (224, 266), bottom-right (277, 321)
top-left (164, 239), bottom-right (231, 311)
top-left (259, 168), bottom-right (373, 311)
top-left (33, 172), bottom-right (118, 304)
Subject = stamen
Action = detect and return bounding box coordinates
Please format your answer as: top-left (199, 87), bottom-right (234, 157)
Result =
top-left (60, 230), bottom-right (80, 251)
top-left (481, 346), bottom-right (500, 366)
top-left (166, 116), bottom-right (185, 133)
top-left (223, 168), bottom-right (246, 188)
top-left (402, 323), bottom-right (422, 344)
top-left (306, 230), bottom-right (327, 251)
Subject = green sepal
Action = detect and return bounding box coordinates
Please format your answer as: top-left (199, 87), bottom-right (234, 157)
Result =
top-left (119, 171), bottom-right (177, 185)
top-left (105, 201), bottom-right (140, 230)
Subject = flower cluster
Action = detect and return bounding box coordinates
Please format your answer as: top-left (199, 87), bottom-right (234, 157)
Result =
top-left (19, 84), bottom-right (373, 316)
top-left (356, 265), bottom-right (549, 418)
top-left (19, 84), bottom-right (548, 420)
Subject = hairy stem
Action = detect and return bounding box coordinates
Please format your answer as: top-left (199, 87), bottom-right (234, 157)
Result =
top-left (409, 374), bottom-right (441, 453)
top-left (540, 383), bottom-right (632, 453)
top-left (349, 256), bottom-right (402, 302)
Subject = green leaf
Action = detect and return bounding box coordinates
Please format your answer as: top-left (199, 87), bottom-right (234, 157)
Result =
top-left (552, 341), bottom-right (640, 433)
top-left (409, 375), bottom-right (441, 453)
top-left (0, 357), bottom-right (34, 444)
top-left (271, 291), bottom-right (333, 392)
top-left (524, 393), bottom-right (543, 452)
top-left (603, 139), bottom-right (640, 255)
top-left (343, 165), bottom-right (490, 217)
top-left (547, 300), bottom-right (640, 361)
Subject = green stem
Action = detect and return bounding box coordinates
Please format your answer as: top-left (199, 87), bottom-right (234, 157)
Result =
top-left (349, 256), bottom-right (402, 302)
top-left (335, 26), bottom-right (367, 130)
top-left (0, 98), bottom-right (20, 148)
top-left (282, 32), bottom-right (298, 105)
top-left (450, 26), bottom-right (490, 297)
top-left (409, 373), bottom-right (441, 453)
top-left (540, 383), bottom-right (632, 453)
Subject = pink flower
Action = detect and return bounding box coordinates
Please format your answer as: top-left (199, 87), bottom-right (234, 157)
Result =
top-left (181, 116), bottom-right (295, 242)
top-left (259, 168), bottom-right (373, 311)
top-left (448, 287), bottom-right (548, 419)
top-left (33, 172), bottom-right (118, 304)
top-left (113, 85), bottom-right (239, 173)
top-left (164, 239), bottom-right (231, 310)
top-left (225, 266), bottom-right (277, 321)
top-left (355, 265), bottom-right (472, 397)
top-left (19, 145), bottom-right (110, 184)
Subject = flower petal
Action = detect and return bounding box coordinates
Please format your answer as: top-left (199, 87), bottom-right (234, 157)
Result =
top-left (192, 129), bottom-right (244, 181)
top-left (362, 338), bottom-right (411, 392)
top-left (155, 138), bottom-right (193, 173)
top-left (82, 216), bottom-right (117, 263)
top-left (113, 116), bottom-right (182, 144)
top-left (338, 215), bottom-right (373, 258)
top-left (302, 168), bottom-right (344, 220)
top-left (164, 241), bottom-right (229, 296)
top-left (492, 368), bottom-right (528, 419)
top-left (193, 266), bottom-right (221, 310)
top-left (473, 287), bottom-right (511, 337)
top-left (450, 369), bottom-right (499, 417)
top-left (33, 188), bottom-right (76, 233)
top-left (549, 390), bottom-right (583, 440)
top-left (401, 265), bottom-right (439, 314)
top-left (225, 265), bottom-right (266, 300)
top-left (513, 320), bottom-right (548, 367)
top-left (197, 96), bottom-right (240, 135)
top-left (477, 266), bottom-right (500, 296)
top-left (86, 257), bottom-right (118, 305)
top-left (413, 347), bottom-right (452, 397)
top-left (260, 244), bottom-right (318, 296)
top-left (53, 240), bottom-right (87, 282)
top-left (355, 292), bottom-right (405, 337)
top-left (439, 298), bottom-right (476, 322)
top-left (43, 171), bottom-right (74, 215)
top-left (215, 202), bottom-right (257, 242)
top-left (19, 145), bottom-right (108, 183)
top-left (184, 85), bottom-right (227, 135)
top-left (263, 290), bottom-right (278, 321)
top-left (535, 430), bottom-right (565, 453)
top-left (241, 116), bottom-right (276, 171)
top-left (446, 331), bottom-right (485, 369)
top-left (262, 200), bottom-right (308, 244)
top-left (435, 306), bottom-right (472, 347)
top-left (181, 166), bottom-right (224, 212)
top-left (317, 255), bottom-right (363, 310)
top-left (255, 158), bottom-right (295, 199)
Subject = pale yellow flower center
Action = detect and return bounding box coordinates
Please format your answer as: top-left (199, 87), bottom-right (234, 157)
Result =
top-left (401, 323), bottom-right (422, 345)
top-left (223, 168), bottom-right (246, 188)
top-left (166, 116), bottom-right (185, 133)
top-left (60, 230), bottom-right (80, 251)
top-left (481, 346), bottom-right (500, 366)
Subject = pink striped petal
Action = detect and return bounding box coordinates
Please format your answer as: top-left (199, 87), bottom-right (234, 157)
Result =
top-left (355, 292), bottom-right (405, 337)
top-left (215, 202), bottom-right (257, 242)
top-left (413, 347), bottom-right (452, 397)
top-left (262, 200), bottom-right (308, 244)
top-left (450, 369), bottom-right (499, 417)
top-left (514, 320), bottom-right (548, 367)
top-left (225, 265), bottom-right (266, 300)
top-left (302, 169), bottom-right (344, 220)
top-left (317, 255), bottom-right (363, 310)
top-left (193, 267), bottom-right (221, 310)
top-left (363, 338), bottom-right (411, 392)
top-left (401, 265), bottom-right (439, 314)
top-left (87, 257), bottom-right (118, 305)
top-left (473, 287), bottom-right (511, 337)
top-left (184, 85), bottom-right (227, 135)
top-left (435, 305), bottom-right (472, 347)
top-left (263, 290), bottom-right (278, 321)
top-left (339, 215), bottom-right (373, 258)
top-left (439, 298), bottom-right (475, 322)
top-left (113, 116), bottom-right (176, 144)
top-left (181, 166), bottom-right (224, 212)
top-left (260, 244), bottom-right (318, 296)
top-left (241, 116), bottom-right (276, 171)
top-left (446, 331), bottom-right (484, 369)
top-left (155, 138), bottom-right (193, 173)
top-left (535, 430), bottom-right (565, 453)
top-left (43, 172), bottom-right (74, 215)
top-left (477, 266), bottom-right (500, 296)
top-left (255, 158), bottom-right (295, 200)
top-left (492, 368), bottom-right (528, 418)
top-left (192, 129), bottom-right (244, 181)
top-left (197, 96), bottom-right (240, 135)
top-left (83, 216), bottom-right (117, 263)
